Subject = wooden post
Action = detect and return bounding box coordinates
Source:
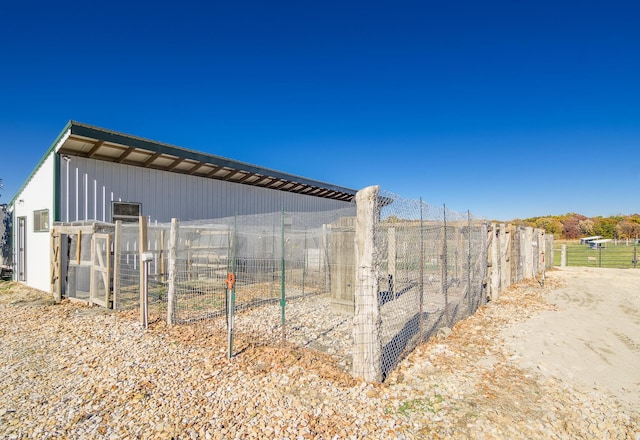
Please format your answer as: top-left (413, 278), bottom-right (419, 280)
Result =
top-left (352, 186), bottom-right (382, 382)
top-left (89, 230), bottom-right (96, 306)
top-left (322, 224), bottom-right (331, 293)
top-left (167, 218), bottom-right (179, 326)
top-left (500, 224), bottom-right (507, 291)
top-left (159, 229), bottom-right (166, 281)
top-left (488, 223), bottom-right (500, 301)
top-left (442, 205), bottom-right (449, 326)
top-left (139, 216), bottom-right (148, 324)
top-left (50, 230), bottom-right (62, 303)
top-left (77, 230), bottom-right (82, 265)
top-left (466, 211), bottom-right (471, 315)
top-left (524, 227), bottom-right (534, 279)
top-left (419, 200), bottom-right (425, 339)
top-left (561, 244), bottom-right (567, 267)
top-left (113, 221), bottom-right (122, 309)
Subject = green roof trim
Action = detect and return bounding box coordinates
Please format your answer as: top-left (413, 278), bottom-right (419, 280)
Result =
top-left (53, 153), bottom-right (60, 222)
top-left (9, 121), bottom-right (72, 208)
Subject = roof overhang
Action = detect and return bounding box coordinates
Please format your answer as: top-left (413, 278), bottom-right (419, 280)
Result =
top-left (54, 121), bottom-right (356, 202)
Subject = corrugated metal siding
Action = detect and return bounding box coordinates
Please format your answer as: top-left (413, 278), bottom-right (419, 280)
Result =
top-left (59, 155), bottom-right (353, 224)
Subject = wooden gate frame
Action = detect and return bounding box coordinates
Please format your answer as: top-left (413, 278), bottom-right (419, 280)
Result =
top-left (91, 233), bottom-right (111, 308)
top-left (50, 223), bottom-right (115, 307)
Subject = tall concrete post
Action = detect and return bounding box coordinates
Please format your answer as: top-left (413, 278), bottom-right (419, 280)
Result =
top-left (352, 186), bottom-right (382, 382)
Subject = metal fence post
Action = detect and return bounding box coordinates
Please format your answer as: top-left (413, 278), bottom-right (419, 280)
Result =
top-left (599, 245), bottom-right (602, 268)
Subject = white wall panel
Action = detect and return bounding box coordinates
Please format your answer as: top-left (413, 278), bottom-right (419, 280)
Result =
top-left (12, 154), bottom-right (55, 292)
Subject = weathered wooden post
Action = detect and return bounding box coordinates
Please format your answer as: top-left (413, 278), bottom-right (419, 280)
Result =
top-left (442, 205), bottom-right (449, 325)
top-left (499, 223), bottom-right (510, 295)
top-left (322, 224), bottom-right (331, 293)
top-left (352, 186), bottom-right (382, 382)
top-left (139, 216), bottom-right (148, 325)
top-left (167, 218), bottom-right (179, 326)
top-left (113, 221), bottom-right (122, 309)
top-left (561, 244), bottom-right (567, 267)
top-left (50, 229), bottom-right (62, 303)
top-left (489, 223), bottom-right (500, 301)
top-left (524, 227), bottom-right (534, 279)
top-left (329, 217), bottom-right (356, 314)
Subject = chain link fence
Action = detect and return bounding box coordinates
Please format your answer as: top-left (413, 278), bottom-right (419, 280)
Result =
top-left (353, 189), bottom-right (488, 380)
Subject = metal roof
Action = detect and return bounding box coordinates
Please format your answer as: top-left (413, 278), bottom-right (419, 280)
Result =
top-left (52, 121), bottom-right (356, 202)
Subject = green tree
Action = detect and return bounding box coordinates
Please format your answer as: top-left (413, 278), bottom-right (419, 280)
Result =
top-left (592, 217), bottom-right (618, 238)
top-left (534, 217), bottom-right (563, 236)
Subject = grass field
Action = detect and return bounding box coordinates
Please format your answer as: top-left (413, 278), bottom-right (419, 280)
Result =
top-left (553, 241), bottom-right (640, 269)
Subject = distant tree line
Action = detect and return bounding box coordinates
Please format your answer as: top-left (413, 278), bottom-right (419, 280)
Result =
top-left (510, 213), bottom-right (640, 240)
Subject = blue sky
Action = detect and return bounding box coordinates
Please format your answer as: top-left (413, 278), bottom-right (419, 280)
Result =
top-left (1, 1), bottom-right (638, 220)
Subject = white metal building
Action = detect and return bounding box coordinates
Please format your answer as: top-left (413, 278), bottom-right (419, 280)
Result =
top-left (9, 121), bottom-right (356, 292)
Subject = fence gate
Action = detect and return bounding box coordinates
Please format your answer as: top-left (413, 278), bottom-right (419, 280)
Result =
top-left (91, 233), bottom-right (112, 308)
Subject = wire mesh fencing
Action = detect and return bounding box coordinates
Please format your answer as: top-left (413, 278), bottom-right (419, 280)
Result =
top-left (365, 190), bottom-right (489, 379)
top-left (112, 205), bottom-right (358, 369)
top-left (555, 241), bottom-right (640, 269)
top-left (51, 185), bottom-right (554, 382)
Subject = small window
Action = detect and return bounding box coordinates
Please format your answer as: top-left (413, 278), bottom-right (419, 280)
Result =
top-left (112, 202), bottom-right (141, 223)
top-left (34, 209), bottom-right (49, 232)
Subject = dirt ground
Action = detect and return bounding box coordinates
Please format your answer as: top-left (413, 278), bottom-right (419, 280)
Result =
top-left (502, 266), bottom-right (640, 411)
top-left (1, 267), bottom-right (639, 439)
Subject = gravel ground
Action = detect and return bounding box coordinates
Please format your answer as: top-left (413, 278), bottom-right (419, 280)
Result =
top-left (1, 271), bottom-right (638, 439)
